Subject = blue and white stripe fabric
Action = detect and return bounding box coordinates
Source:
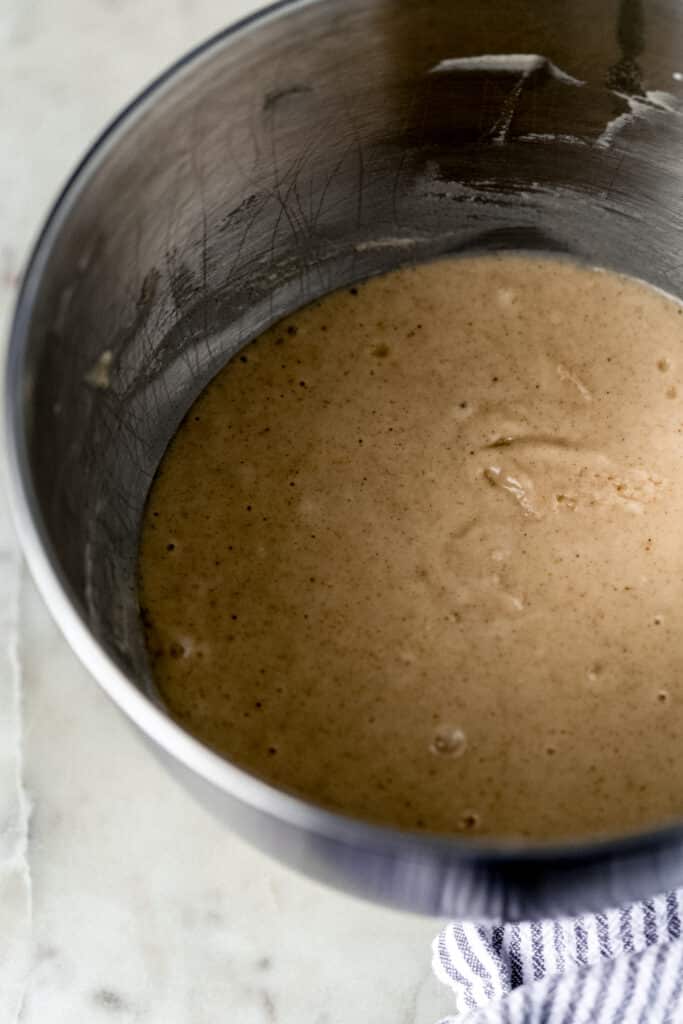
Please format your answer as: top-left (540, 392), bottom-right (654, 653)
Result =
top-left (433, 891), bottom-right (683, 1022)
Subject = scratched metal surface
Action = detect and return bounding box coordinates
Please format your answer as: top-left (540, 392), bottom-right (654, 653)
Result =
top-left (11, 0), bottom-right (683, 918)
top-left (20, 0), bottom-right (683, 684)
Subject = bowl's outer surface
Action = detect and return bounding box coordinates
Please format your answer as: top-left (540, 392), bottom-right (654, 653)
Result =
top-left (8, 0), bottom-right (683, 918)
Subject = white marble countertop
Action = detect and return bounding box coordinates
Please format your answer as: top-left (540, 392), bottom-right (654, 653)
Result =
top-left (1, 3), bottom-right (454, 1021)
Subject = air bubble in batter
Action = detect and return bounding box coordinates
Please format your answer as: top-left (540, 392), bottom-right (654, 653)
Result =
top-left (430, 725), bottom-right (467, 758)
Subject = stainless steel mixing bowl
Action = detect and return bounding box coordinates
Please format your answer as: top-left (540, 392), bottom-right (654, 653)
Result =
top-left (7, 0), bottom-right (683, 919)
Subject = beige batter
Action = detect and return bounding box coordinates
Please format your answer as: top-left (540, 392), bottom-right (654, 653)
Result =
top-left (139, 254), bottom-right (683, 840)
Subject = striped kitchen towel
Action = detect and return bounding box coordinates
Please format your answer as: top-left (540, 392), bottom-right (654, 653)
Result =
top-left (433, 891), bottom-right (683, 1022)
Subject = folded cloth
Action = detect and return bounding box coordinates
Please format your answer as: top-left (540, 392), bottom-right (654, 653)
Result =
top-left (433, 891), bottom-right (683, 1022)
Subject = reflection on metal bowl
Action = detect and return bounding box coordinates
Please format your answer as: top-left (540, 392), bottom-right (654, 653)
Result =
top-left (7, 0), bottom-right (683, 919)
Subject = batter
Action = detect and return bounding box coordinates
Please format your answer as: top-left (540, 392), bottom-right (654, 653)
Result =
top-left (139, 254), bottom-right (683, 840)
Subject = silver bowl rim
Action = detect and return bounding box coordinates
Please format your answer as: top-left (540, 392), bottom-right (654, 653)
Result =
top-left (6, 0), bottom-right (683, 867)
